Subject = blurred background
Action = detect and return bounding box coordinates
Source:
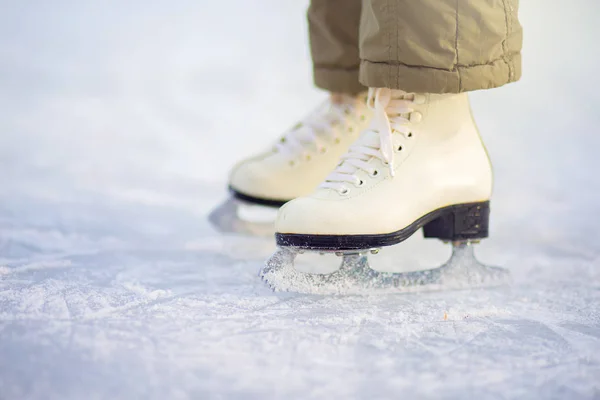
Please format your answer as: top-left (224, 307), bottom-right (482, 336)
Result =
top-left (0, 1), bottom-right (599, 399)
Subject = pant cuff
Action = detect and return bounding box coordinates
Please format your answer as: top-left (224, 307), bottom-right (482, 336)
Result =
top-left (359, 55), bottom-right (522, 93)
top-left (313, 67), bottom-right (367, 95)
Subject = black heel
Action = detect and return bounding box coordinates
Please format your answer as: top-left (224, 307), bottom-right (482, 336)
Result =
top-left (422, 201), bottom-right (490, 241)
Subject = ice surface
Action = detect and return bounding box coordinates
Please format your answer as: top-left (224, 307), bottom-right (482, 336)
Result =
top-left (1, 1), bottom-right (599, 399)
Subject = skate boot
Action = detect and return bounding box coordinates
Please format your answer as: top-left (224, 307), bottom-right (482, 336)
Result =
top-left (260, 88), bottom-right (510, 293)
top-left (209, 92), bottom-right (372, 235)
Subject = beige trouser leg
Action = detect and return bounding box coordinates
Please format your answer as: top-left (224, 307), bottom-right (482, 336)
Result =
top-left (308, 0), bottom-right (366, 94)
top-left (308, 0), bottom-right (522, 94)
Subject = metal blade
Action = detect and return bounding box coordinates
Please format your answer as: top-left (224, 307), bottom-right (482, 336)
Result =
top-left (260, 242), bottom-right (510, 294)
top-left (208, 198), bottom-right (275, 237)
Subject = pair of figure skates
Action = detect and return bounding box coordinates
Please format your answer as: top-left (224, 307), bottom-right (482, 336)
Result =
top-left (210, 88), bottom-right (509, 294)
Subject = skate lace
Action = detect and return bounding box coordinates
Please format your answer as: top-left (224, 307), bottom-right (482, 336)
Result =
top-left (320, 88), bottom-right (416, 193)
top-left (274, 96), bottom-right (358, 160)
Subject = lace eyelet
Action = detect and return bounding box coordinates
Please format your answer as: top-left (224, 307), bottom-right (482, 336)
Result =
top-left (355, 179), bottom-right (364, 187)
top-left (408, 132), bottom-right (413, 138)
top-left (334, 138), bottom-right (341, 144)
top-left (339, 188), bottom-right (350, 195)
top-left (348, 127), bottom-right (353, 133)
top-left (289, 160), bottom-right (296, 167)
top-left (305, 155), bottom-right (312, 161)
top-left (396, 145), bottom-right (402, 152)
top-left (369, 170), bottom-right (379, 177)
top-left (319, 147), bottom-right (327, 154)
top-left (360, 115), bottom-right (366, 121)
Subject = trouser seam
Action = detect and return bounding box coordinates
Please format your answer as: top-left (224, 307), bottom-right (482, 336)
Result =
top-left (363, 59), bottom-right (513, 71)
top-left (455, 0), bottom-right (461, 91)
top-left (387, 0), bottom-right (392, 88)
top-left (395, 0), bottom-right (399, 89)
top-left (501, 0), bottom-right (513, 82)
top-left (508, 0), bottom-right (515, 81)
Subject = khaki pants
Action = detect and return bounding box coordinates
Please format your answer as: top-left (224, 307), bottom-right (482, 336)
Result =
top-left (309, 0), bottom-right (522, 94)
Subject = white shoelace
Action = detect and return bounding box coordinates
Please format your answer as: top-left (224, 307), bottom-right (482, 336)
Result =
top-left (274, 97), bottom-right (357, 159)
top-left (320, 88), bottom-right (416, 193)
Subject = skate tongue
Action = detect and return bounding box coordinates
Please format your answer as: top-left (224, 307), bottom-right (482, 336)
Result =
top-left (290, 98), bottom-right (350, 139)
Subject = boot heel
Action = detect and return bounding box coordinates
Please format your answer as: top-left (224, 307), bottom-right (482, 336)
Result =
top-left (423, 201), bottom-right (490, 241)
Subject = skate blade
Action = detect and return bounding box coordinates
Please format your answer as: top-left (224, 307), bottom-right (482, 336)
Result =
top-left (208, 198), bottom-right (276, 237)
top-left (259, 242), bottom-right (510, 295)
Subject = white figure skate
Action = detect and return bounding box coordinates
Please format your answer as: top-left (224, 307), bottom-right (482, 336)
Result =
top-left (209, 93), bottom-right (372, 235)
top-left (260, 88), bottom-right (510, 293)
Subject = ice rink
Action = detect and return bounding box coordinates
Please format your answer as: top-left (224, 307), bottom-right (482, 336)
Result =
top-left (1, 1), bottom-right (599, 398)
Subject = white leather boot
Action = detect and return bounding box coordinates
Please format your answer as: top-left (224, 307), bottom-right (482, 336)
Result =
top-left (228, 93), bottom-right (372, 206)
top-left (209, 92), bottom-right (372, 235)
top-left (274, 88), bottom-right (493, 249)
